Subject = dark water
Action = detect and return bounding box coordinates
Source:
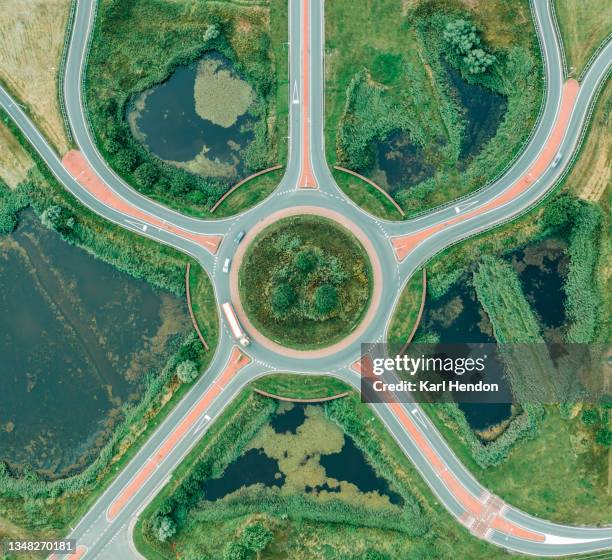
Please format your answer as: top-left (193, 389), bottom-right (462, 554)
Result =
top-left (0, 210), bottom-right (187, 477)
top-left (319, 437), bottom-right (403, 505)
top-left (445, 64), bottom-right (508, 163)
top-left (270, 404), bottom-right (306, 434)
top-left (128, 55), bottom-right (255, 175)
top-left (201, 404), bottom-right (402, 503)
top-left (508, 239), bottom-right (568, 332)
top-left (202, 448), bottom-right (285, 501)
top-left (418, 279), bottom-right (512, 431)
top-left (372, 130), bottom-right (436, 194)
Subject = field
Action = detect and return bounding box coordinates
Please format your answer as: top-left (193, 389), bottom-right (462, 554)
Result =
top-left (554, 0), bottom-right (612, 76)
top-left (0, 0), bottom-right (70, 154)
top-left (239, 215), bottom-right (372, 349)
top-left (325, 0), bottom-right (542, 216)
top-left (252, 374), bottom-right (351, 400)
top-left (86, 0), bottom-right (285, 216)
top-left (0, 121), bottom-right (33, 188)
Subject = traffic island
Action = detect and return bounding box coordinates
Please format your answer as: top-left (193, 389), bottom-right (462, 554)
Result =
top-left (229, 207), bottom-right (382, 358)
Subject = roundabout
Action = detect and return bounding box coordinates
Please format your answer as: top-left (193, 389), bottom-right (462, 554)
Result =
top-left (229, 206), bottom-right (382, 359)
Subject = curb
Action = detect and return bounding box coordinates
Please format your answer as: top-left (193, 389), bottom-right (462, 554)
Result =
top-left (252, 387), bottom-right (349, 403)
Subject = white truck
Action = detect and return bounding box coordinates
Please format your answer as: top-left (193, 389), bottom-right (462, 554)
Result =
top-left (222, 302), bottom-right (250, 347)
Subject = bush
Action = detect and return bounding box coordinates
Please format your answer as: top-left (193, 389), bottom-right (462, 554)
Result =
top-left (314, 284), bottom-right (339, 314)
top-left (152, 515), bottom-right (176, 542)
top-left (581, 408), bottom-right (600, 426)
top-left (176, 360), bottom-right (199, 383)
top-left (271, 283), bottom-right (295, 315)
top-left (223, 542), bottom-right (247, 560)
top-left (240, 522), bottom-right (273, 552)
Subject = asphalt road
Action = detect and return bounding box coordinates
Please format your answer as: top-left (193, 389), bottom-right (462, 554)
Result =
top-left (1, 0), bottom-right (611, 557)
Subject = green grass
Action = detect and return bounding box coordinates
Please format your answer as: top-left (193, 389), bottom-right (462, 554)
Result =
top-left (135, 388), bottom-right (510, 560)
top-left (252, 373), bottom-right (351, 400)
top-left (188, 263), bottom-right (219, 357)
top-left (212, 168), bottom-right (283, 218)
top-left (554, 0), bottom-right (612, 76)
top-left (424, 404), bottom-right (612, 525)
top-left (332, 169), bottom-right (404, 221)
top-left (387, 269), bottom-right (425, 354)
top-left (239, 215), bottom-right (372, 349)
top-left (86, 0), bottom-right (284, 217)
top-left (325, 0), bottom-right (543, 217)
top-left (0, 110), bottom-right (220, 546)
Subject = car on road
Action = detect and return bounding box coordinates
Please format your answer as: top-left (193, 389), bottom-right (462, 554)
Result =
top-left (222, 257), bottom-right (231, 273)
top-left (551, 152), bottom-right (563, 167)
top-left (234, 230), bottom-right (246, 244)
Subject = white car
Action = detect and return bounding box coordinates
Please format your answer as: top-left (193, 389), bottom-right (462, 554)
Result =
top-left (551, 152), bottom-right (563, 167)
top-left (222, 257), bottom-right (231, 273)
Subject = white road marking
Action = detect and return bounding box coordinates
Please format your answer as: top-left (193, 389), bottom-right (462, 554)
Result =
top-left (292, 81), bottom-right (299, 104)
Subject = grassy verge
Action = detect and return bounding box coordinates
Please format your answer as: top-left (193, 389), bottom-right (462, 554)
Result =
top-left (554, 0), bottom-right (612, 77)
top-left (212, 168), bottom-right (283, 218)
top-left (251, 374), bottom-right (351, 400)
top-left (188, 263), bottom-right (219, 356)
top-left (239, 215), bottom-right (372, 349)
top-left (332, 169), bottom-right (404, 221)
top-left (387, 269), bottom-right (425, 354)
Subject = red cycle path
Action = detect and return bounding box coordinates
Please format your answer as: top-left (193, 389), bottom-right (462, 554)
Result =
top-left (106, 348), bottom-right (250, 522)
top-left (62, 150), bottom-right (222, 255)
top-left (297, 0), bottom-right (317, 188)
top-left (49, 545), bottom-right (87, 560)
top-left (392, 79), bottom-right (580, 262)
top-left (352, 357), bottom-right (545, 542)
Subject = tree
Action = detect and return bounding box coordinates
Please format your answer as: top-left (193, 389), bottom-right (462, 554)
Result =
top-left (294, 248), bottom-right (317, 274)
top-left (176, 360), bottom-right (199, 383)
top-left (152, 515), bottom-right (176, 542)
top-left (41, 204), bottom-right (75, 233)
top-left (581, 408), bottom-right (600, 426)
top-left (314, 284), bottom-right (338, 314)
top-left (444, 19), bottom-right (495, 74)
top-left (271, 283), bottom-right (295, 315)
top-left (241, 522), bottom-right (273, 552)
top-left (595, 428), bottom-right (612, 447)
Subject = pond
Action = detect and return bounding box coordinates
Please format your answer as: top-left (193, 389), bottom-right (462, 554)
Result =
top-left (507, 237), bottom-right (568, 335)
top-left (417, 277), bottom-right (512, 432)
top-left (201, 403), bottom-right (403, 506)
top-left (127, 54), bottom-right (258, 180)
top-left (369, 130), bottom-right (436, 194)
top-left (0, 210), bottom-right (189, 477)
top-left (445, 64), bottom-right (508, 164)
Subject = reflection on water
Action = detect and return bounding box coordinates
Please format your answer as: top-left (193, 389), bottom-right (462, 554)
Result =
top-left (0, 210), bottom-right (188, 477)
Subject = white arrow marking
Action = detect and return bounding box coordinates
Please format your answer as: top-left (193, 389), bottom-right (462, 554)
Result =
top-left (292, 81), bottom-right (299, 104)
top-left (194, 414), bottom-right (212, 434)
top-left (454, 200), bottom-right (479, 214)
top-left (124, 218), bottom-right (148, 232)
top-left (411, 408), bottom-right (428, 429)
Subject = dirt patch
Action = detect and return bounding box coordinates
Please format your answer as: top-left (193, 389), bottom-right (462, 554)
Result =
top-left (0, 120), bottom-right (33, 187)
top-left (0, 0), bottom-right (71, 154)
